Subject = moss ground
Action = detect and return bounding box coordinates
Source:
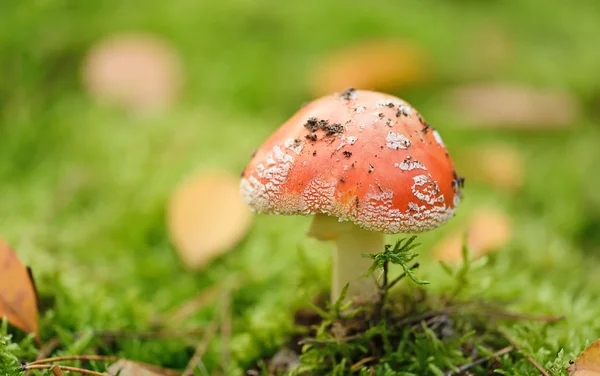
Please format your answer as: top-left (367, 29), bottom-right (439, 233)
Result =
top-left (1, 0), bottom-right (600, 374)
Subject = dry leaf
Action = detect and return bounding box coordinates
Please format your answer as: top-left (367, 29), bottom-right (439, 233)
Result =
top-left (310, 39), bottom-right (428, 97)
top-left (0, 238), bottom-right (39, 338)
top-left (268, 347), bottom-right (300, 374)
top-left (568, 339), bottom-right (600, 376)
top-left (434, 207), bottom-right (512, 263)
top-left (167, 170), bottom-right (253, 270)
top-left (107, 359), bottom-right (180, 376)
top-left (462, 144), bottom-right (525, 191)
top-left (82, 33), bottom-right (182, 113)
top-left (443, 83), bottom-right (580, 129)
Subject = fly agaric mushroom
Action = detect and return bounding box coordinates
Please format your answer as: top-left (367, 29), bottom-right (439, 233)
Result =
top-left (240, 89), bottom-right (463, 303)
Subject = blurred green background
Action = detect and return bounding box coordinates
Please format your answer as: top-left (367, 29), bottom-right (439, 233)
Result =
top-left (1, 0), bottom-right (600, 374)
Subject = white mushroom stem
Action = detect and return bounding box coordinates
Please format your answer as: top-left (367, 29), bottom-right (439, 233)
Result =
top-left (307, 214), bottom-right (383, 304)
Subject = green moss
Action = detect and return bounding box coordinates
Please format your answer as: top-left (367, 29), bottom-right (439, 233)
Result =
top-left (2, 0), bottom-right (600, 374)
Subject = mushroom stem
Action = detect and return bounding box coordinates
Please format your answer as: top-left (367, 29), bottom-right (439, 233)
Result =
top-left (307, 214), bottom-right (383, 304)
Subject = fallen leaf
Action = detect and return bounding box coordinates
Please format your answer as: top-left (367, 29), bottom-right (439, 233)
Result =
top-left (81, 33), bottom-right (182, 113)
top-left (0, 238), bottom-right (39, 338)
top-left (443, 83), bottom-right (580, 129)
top-left (310, 39), bottom-right (428, 97)
top-left (107, 359), bottom-right (180, 376)
top-left (461, 144), bottom-right (525, 191)
top-left (167, 170), bottom-right (253, 270)
top-left (268, 347), bottom-right (300, 374)
top-left (568, 339), bottom-right (600, 376)
top-left (434, 207), bottom-right (512, 263)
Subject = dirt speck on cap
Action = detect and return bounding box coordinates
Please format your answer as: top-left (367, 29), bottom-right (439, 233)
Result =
top-left (343, 151), bottom-right (352, 158)
top-left (304, 117), bottom-right (319, 132)
top-left (305, 133), bottom-right (318, 141)
top-left (421, 122), bottom-right (431, 134)
top-left (339, 88), bottom-right (357, 100)
top-left (452, 171), bottom-right (465, 196)
top-left (320, 120), bottom-right (344, 135)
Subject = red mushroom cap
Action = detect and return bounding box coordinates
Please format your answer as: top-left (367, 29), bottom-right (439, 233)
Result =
top-left (240, 89), bottom-right (463, 233)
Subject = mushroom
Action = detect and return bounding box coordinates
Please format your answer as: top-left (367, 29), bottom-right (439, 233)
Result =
top-left (240, 89), bottom-right (463, 303)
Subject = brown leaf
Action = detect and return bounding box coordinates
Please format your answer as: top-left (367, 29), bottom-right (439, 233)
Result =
top-left (461, 144), bottom-right (525, 192)
top-left (107, 360), bottom-right (180, 376)
top-left (167, 170), bottom-right (253, 270)
top-left (568, 339), bottom-right (600, 376)
top-left (268, 348), bottom-right (300, 375)
top-left (0, 238), bottom-right (39, 338)
top-left (310, 39), bottom-right (428, 97)
top-left (82, 33), bottom-right (182, 113)
top-left (443, 83), bottom-right (580, 129)
top-left (434, 207), bottom-right (512, 263)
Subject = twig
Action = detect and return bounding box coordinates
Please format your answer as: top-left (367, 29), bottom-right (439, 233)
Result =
top-left (394, 308), bottom-right (455, 327)
top-left (479, 308), bottom-right (565, 323)
top-left (25, 330), bottom-right (203, 374)
top-left (22, 364), bottom-right (107, 376)
top-left (392, 304), bottom-right (563, 328)
top-left (25, 336), bottom-right (62, 376)
top-left (162, 285), bottom-right (222, 326)
top-left (92, 328), bottom-right (205, 340)
top-left (29, 355), bottom-right (119, 366)
top-left (161, 278), bottom-right (239, 327)
top-left (298, 333), bottom-right (362, 345)
top-left (219, 292), bottom-right (232, 373)
top-left (498, 329), bottom-right (550, 376)
top-left (350, 356), bottom-right (378, 372)
top-left (183, 320), bottom-right (220, 376)
top-left (37, 337), bottom-right (62, 359)
top-left (443, 346), bottom-right (514, 376)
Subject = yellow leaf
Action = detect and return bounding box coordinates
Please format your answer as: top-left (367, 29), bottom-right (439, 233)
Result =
top-left (433, 207), bottom-right (512, 263)
top-left (167, 170), bottom-right (253, 270)
top-left (0, 238), bottom-right (39, 339)
top-left (442, 83), bottom-right (580, 129)
top-left (310, 39), bottom-right (428, 97)
top-left (460, 143), bottom-right (525, 192)
top-left (82, 33), bottom-right (182, 113)
top-left (568, 339), bottom-right (600, 376)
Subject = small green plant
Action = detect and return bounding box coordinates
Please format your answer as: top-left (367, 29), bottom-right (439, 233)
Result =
top-left (364, 236), bottom-right (429, 286)
top-left (362, 236), bottom-right (428, 318)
